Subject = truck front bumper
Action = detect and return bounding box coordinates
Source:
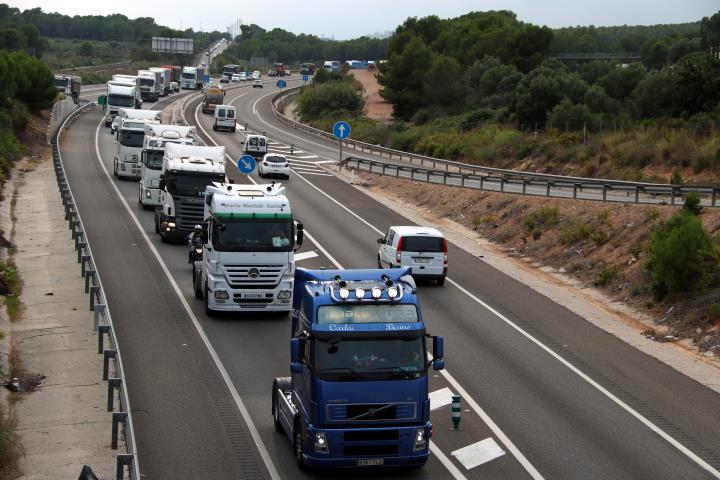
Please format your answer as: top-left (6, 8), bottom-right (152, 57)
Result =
top-left (116, 161), bottom-right (141, 179)
top-left (140, 185), bottom-right (162, 206)
top-left (206, 274), bottom-right (293, 312)
top-left (301, 423), bottom-right (431, 469)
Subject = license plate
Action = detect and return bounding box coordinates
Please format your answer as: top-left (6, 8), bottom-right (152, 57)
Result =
top-left (413, 257), bottom-right (431, 263)
top-left (243, 293), bottom-right (265, 299)
top-left (356, 459), bottom-right (383, 466)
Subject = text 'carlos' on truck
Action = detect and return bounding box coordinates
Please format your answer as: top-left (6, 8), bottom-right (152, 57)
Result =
top-left (273, 268), bottom-right (445, 470)
top-left (193, 182), bottom-right (303, 315)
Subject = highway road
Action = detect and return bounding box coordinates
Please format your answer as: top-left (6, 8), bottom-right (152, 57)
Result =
top-left (57, 78), bottom-right (720, 479)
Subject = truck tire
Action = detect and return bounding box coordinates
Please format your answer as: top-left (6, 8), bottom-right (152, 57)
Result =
top-left (193, 269), bottom-right (203, 299)
top-left (272, 377), bottom-right (291, 433)
top-left (293, 417), bottom-right (307, 471)
top-left (154, 213), bottom-right (160, 234)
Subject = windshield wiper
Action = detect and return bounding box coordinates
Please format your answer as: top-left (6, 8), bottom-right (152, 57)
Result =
top-left (316, 367), bottom-right (361, 379)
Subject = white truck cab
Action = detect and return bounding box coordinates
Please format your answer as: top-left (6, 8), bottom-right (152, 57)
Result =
top-left (139, 124), bottom-right (196, 208)
top-left (377, 226), bottom-right (448, 285)
top-left (137, 70), bottom-right (161, 102)
top-left (243, 134), bottom-right (268, 158)
top-left (193, 182), bottom-right (303, 315)
top-left (113, 109), bottom-right (162, 179)
top-left (104, 83), bottom-right (140, 127)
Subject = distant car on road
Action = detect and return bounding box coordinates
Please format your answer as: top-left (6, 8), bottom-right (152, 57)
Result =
top-left (253, 79), bottom-right (263, 88)
top-left (252, 71), bottom-right (261, 80)
top-left (231, 74), bottom-right (241, 82)
top-left (220, 76), bottom-right (229, 83)
top-left (239, 72), bottom-right (247, 81)
top-left (258, 153), bottom-right (290, 179)
top-left (377, 226), bottom-right (447, 285)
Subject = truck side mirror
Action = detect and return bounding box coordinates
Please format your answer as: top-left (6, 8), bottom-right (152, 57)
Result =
top-left (290, 338), bottom-right (303, 373)
top-left (432, 336), bottom-right (444, 371)
top-left (201, 223), bottom-right (209, 244)
top-left (376, 237), bottom-right (384, 244)
top-left (158, 174), bottom-right (165, 190)
top-left (295, 222), bottom-right (304, 249)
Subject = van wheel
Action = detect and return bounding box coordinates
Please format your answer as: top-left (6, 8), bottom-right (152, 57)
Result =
top-left (437, 277), bottom-right (445, 286)
top-left (294, 417), bottom-right (307, 470)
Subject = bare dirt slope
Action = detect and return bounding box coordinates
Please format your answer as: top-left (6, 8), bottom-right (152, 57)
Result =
top-left (349, 69), bottom-right (394, 121)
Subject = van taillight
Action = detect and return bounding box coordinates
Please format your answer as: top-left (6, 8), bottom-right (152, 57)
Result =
top-left (396, 237), bottom-right (403, 263)
top-left (443, 238), bottom-right (448, 265)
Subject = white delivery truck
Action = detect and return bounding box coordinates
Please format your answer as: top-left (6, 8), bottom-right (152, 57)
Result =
top-left (137, 70), bottom-right (162, 102)
top-left (139, 124), bottom-right (196, 208)
top-left (113, 109), bottom-right (162, 179)
top-left (181, 66), bottom-right (205, 90)
top-left (155, 144), bottom-right (226, 242)
top-left (104, 83), bottom-right (139, 127)
top-left (150, 67), bottom-right (171, 96)
top-left (192, 183), bottom-right (303, 315)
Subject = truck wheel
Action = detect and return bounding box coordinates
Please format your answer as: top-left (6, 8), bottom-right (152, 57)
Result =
top-left (212, 124), bottom-right (217, 131)
top-left (154, 213), bottom-right (160, 234)
top-left (293, 417), bottom-right (307, 471)
top-left (193, 270), bottom-right (203, 299)
top-left (272, 378), bottom-right (290, 433)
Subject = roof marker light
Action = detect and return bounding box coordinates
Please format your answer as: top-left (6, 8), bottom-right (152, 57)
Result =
top-left (371, 287), bottom-right (382, 299)
top-left (339, 288), bottom-right (350, 299)
top-left (355, 288), bottom-right (366, 299)
top-left (387, 287), bottom-right (398, 299)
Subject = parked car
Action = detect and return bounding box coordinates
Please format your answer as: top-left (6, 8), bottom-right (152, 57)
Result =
top-left (377, 226), bottom-right (447, 285)
top-left (253, 79), bottom-right (263, 88)
top-left (231, 74), bottom-right (241, 82)
top-left (258, 153), bottom-right (290, 179)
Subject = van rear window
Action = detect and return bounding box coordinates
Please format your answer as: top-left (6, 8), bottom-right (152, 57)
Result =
top-left (402, 236), bottom-right (443, 252)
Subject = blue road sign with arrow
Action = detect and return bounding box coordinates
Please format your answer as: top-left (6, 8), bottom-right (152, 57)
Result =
top-left (237, 155), bottom-right (256, 174)
top-left (333, 120), bottom-right (351, 140)
top-left (277, 79), bottom-right (286, 88)
top-left (302, 73), bottom-right (309, 83)
top-left (203, 74), bottom-right (210, 84)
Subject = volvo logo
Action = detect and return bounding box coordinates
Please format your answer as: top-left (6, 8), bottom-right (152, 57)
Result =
top-left (248, 268), bottom-right (260, 279)
top-left (367, 408), bottom-right (377, 416)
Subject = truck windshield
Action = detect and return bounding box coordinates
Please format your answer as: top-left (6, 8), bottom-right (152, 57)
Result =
top-left (213, 218), bottom-right (293, 252)
top-left (108, 95), bottom-right (135, 107)
top-left (119, 131), bottom-right (144, 148)
top-left (54, 78), bottom-right (67, 88)
top-left (139, 78), bottom-right (154, 87)
top-left (181, 72), bottom-right (195, 79)
top-left (144, 150), bottom-right (163, 169)
top-left (165, 173), bottom-right (224, 198)
top-left (314, 336), bottom-right (426, 381)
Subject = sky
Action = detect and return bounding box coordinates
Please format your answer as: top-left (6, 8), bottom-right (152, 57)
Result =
top-left (7, 0), bottom-right (719, 39)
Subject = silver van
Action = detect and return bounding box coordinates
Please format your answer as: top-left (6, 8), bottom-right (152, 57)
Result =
top-left (377, 226), bottom-right (447, 285)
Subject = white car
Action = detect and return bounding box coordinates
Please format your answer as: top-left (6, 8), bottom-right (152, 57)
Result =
top-left (377, 226), bottom-right (447, 285)
top-left (252, 71), bottom-right (261, 80)
top-left (170, 81), bottom-right (179, 93)
top-left (231, 74), bottom-right (241, 82)
top-left (258, 153), bottom-right (290, 179)
top-left (253, 79), bottom-right (263, 88)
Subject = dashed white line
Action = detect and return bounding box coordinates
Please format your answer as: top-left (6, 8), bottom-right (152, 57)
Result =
top-left (452, 438), bottom-right (506, 470)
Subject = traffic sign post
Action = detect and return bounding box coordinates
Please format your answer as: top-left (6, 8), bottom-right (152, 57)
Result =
top-left (237, 155), bottom-right (256, 175)
top-left (203, 74), bottom-right (210, 85)
top-left (333, 121), bottom-right (351, 171)
top-left (302, 73), bottom-right (309, 84)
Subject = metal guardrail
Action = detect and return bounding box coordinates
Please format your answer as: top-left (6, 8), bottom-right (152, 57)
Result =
top-left (51, 103), bottom-right (140, 480)
top-left (340, 156), bottom-right (720, 206)
top-left (271, 88), bottom-right (720, 206)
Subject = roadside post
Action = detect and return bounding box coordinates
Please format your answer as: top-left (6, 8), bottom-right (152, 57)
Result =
top-left (303, 73), bottom-right (309, 84)
top-left (451, 395), bottom-right (462, 430)
top-left (333, 120), bottom-right (351, 171)
top-left (237, 155), bottom-right (256, 176)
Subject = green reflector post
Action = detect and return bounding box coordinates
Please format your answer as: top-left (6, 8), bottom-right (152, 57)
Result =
top-left (98, 95), bottom-right (106, 106)
top-left (451, 394), bottom-right (461, 430)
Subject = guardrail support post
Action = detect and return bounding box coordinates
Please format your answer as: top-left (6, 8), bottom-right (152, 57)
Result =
top-left (522, 180), bottom-right (528, 195)
top-left (116, 454), bottom-right (133, 480)
top-left (111, 412), bottom-right (127, 449)
top-left (81, 255), bottom-right (91, 276)
top-left (713, 188), bottom-right (718, 207)
top-left (85, 270), bottom-right (95, 294)
top-left (602, 185), bottom-right (608, 202)
top-left (98, 325), bottom-right (110, 354)
top-left (93, 303), bottom-right (105, 332)
top-left (103, 349), bottom-right (117, 380)
top-left (573, 184), bottom-right (579, 199)
top-left (107, 378), bottom-right (121, 411)
top-left (90, 286), bottom-right (100, 311)
top-left (670, 187), bottom-right (676, 205)
top-left (479, 177), bottom-right (484, 191)
top-left (77, 245), bottom-right (87, 263)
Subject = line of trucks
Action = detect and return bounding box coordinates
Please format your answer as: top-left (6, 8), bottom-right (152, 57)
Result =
top-left (106, 96), bottom-right (446, 471)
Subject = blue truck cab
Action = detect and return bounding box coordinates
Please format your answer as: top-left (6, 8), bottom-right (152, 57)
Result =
top-left (272, 268), bottom-right (445, 470)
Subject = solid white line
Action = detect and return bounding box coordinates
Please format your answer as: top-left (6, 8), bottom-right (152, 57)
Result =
top-left (93, 118), bottom-right (281, 480)
top-left (294, 251), bottom-right (318, 262)
top-left (288, 165), bottom-right (720, 479)
top-left (430, 442), bottom-right (468, 480)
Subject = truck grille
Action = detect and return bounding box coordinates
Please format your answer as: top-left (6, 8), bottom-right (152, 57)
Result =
top-left (344, 445), bottom-right (399, 457)
top-left (327, 403), bottom-right (416, 422)
top-left (175, 199), bottom-right (204, 231)
top-left (223, 264), bottom-right (286, 289)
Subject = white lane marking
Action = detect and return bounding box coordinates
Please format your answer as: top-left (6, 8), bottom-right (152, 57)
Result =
top-left (430, 442), bottom-right (468, 480)
top-left (292, 154), bottom-right (318, 159)
top-left (289, 168), bottom-right (545, 478)
top-left (452, 438), bottom-right (506, 470)
top-left (294, 251), bottom-right (318, 262)
top-left (291, 170), bottom-right (331, 177)
top-left (313, 159), bottom-right (337, 164)
top-left (288, 159), bottom-right (322, 166)
top-left (290, 166), bottom-right (322, 172)
top-left (429, 387), bottom-right (455, 411)
top-left (93, 118), bottom-right (281, 480)
top-left (289, 163), bottom-right (720, 479)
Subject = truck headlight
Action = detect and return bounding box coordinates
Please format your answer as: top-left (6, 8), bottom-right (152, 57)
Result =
top-left (314, 431), bottom-right (328, 454)
top-left (278, 290), bottom-right (292, 300)
top-left (145, 190), bottom-right (151, 198)
top-left (214, 290), bottom-right (229, 300)
top-left (413, 427), bottom-right (427, 451)
top-left (167, 222), bottom-right (176, 228)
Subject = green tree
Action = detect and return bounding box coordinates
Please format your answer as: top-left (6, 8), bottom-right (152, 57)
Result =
top-left (641, 39), bottom-right (670, 69)
top-left (672, 53), bottom-right (720, 117)
top-left (599, 63), bottom-right (646, 101)
top-left (422, 54), bottom-right (466, 108)
top-left (77, 41), bottom-right (94, 57)
top-left (378, 35), bottom-right (432, 120)
top-left (297, 81), bottom-right (365, 122)
top-left (548, 98), bottom-right (592, 130)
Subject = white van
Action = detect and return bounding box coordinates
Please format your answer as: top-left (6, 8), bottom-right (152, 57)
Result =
top-left (213, 105), bottom-right (236, 132)
top-left (243, 134), bottom-right (268, 158)
top-left (377, 226), bottom-right (447, 285)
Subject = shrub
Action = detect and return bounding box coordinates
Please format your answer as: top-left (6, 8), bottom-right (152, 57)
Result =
top-left (648, 211), bottom-right (718, 298)
top-left (522, 206), bottom-right (559, 231)
top-left (297, 81), bottom-right (365, 122)
top-left (682, 191), bottom-right (702, 215)
top-left (597, 264), bottom-right (620, 286)
top-left (560, 222), bottom-right (594, 244)
top-left (645, 207), bottom-right (660, 222)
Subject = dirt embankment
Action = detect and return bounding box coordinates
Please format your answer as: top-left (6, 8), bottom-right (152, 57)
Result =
top-left (349, 69), bottom-right (394, 122)
top-left (350, 170), bottom-right (720, 360)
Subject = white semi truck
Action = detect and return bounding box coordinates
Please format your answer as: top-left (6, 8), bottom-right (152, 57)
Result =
top-left (155, 143), bottom-right (226, 242)
top-left (113, 109), bottom-right (162, 179)
top-left (150, 67), bottom-right (171, 96)
top-left (137, 70), bottom-right (162, 102)
top-left (104, 83), bottom-right (140, 127)
top-left (181, 66), bottom-right (205, 90)
top-left (192, 183), bottom-right (303, 315)
top-left (139, 124), bottom-right (196, 208)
